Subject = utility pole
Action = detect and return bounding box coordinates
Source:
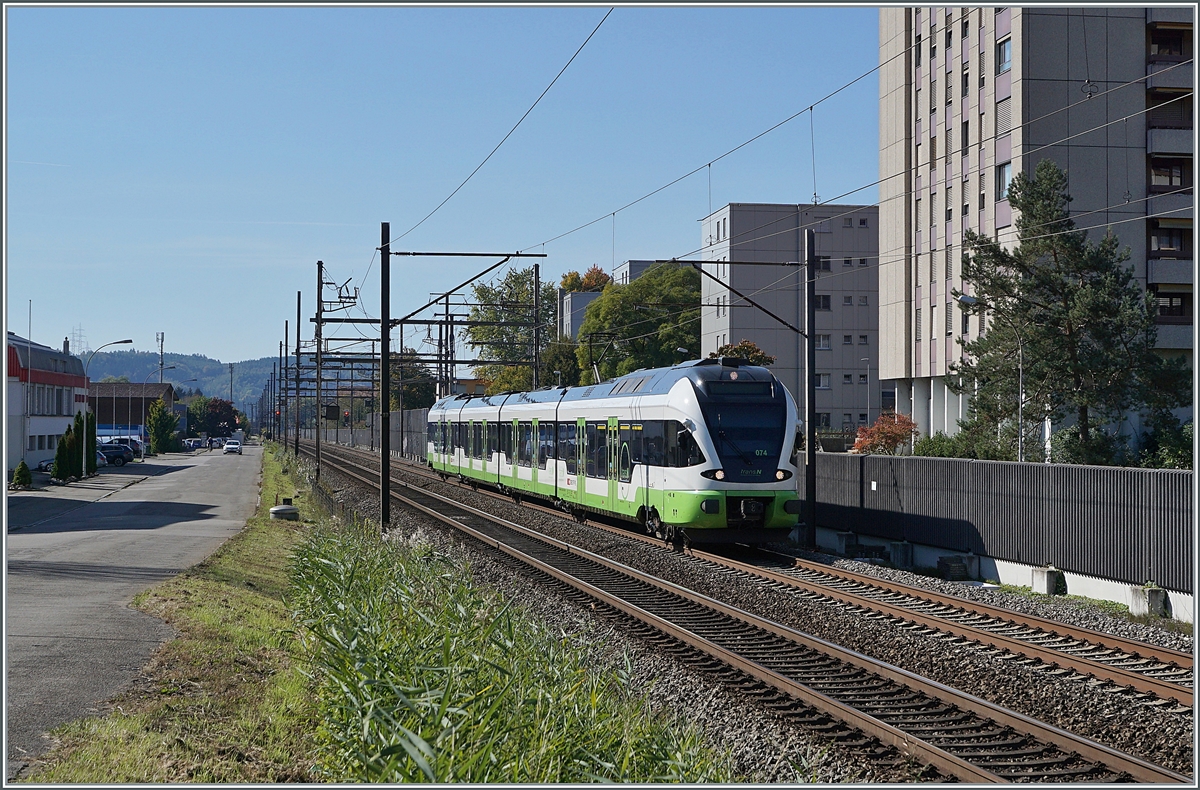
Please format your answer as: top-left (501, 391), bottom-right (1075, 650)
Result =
top-left (157, 332), bottom-right (165, 383)
top-left (379, 225), bottom-right (390, 526)
top-left (532, 262), bottom-right (541, 388)
top-left (315, 260), bottom-right (324, 482)
top-left (295, 290), bottom-right (302, 456)
top-left (228, 362), bottom-right (234, 405)
top-left (803, 228), bottom-right (818, 549)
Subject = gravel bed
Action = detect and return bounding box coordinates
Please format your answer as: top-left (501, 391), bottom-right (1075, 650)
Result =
top-left (306, 448), bottom-right (1194, 778)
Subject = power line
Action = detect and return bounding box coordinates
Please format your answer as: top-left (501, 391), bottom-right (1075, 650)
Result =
top-left (395, 8), bottom-right (613, 244)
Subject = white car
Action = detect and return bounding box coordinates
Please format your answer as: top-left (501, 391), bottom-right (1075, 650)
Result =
top-left (223, 440), bottom-right (242, 455)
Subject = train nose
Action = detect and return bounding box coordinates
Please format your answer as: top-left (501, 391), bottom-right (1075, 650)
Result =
top-left (740, 499), bottom-right (765, 518)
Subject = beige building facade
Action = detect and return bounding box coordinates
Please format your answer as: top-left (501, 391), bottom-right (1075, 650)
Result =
top-left (879, 6), bottom-right (1193, 440)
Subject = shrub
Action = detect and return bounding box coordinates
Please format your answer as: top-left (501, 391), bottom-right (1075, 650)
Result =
top-left (11, 460), bottom-right (32, 488)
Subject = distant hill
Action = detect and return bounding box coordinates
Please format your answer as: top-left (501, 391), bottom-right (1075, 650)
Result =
top-left (79, 350), bottom-right (279, 412)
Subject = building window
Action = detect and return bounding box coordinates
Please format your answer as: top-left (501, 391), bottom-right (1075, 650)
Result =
top-left (930, 80), bottom-right (937, 113)
top-left (1147, 93), bottom-right (1192, 129)
top-left (915, 308), bottom-right (923, 340)
top-left (1150, 30), bottom-right (1185, 59)
top-left (930, 31), bottom-right (936, 61)
top-left (859, 334), bottom-right (869, 345)
top-left (945, 185), bottom-right (953, 221)
top-left (1152, 289), bottom-right (1193, 324)
top-left (817, 413), bottom-right (831, 428)
top-left (843, 374), bottom-right (853, 385)
top-left (944, 248), bottom-right (951, 280)
top-left (995, 97), bottom-right (1012, 135)
top-left (980, 174), bottom-right (986, 211)
top-left (996, 162), bottom-right (1013, 201)
top-left (38, 435), bottom-right (46, 450)
top-left (859, 296), bottom-right (869, 306)
top-left (1150, 159), bottom-right (1190, 190)
top-left (859, 217), bottom-right (868, 227)
top-left (961, 120), bottom-right (969, 153)
top-left (945, 77), bottom-right (952, 105)
top-left (930, 304), bottom-right (936, 340)
top-left (815, 295), bottom-right (831, 310)
top-left (930, 250), bottom-right (936, 281)
top-left (815, 373), bottom-right (831, 389)
top-left (915, 33), bottom-right (922, 66)
top-left (996, 37), bottom-right (1011, 74)
top-left (930, 192), bottom-right (937, 226)
top-left (818, 256), bottom-right (832, 271)
top-left (843, 256), bottom-right (853, 266)
top-left (945, 25), bottom-right (952, 50)
top-left (1150, 226), bottom-right (1190, 258)
top-left (859, 257), bottom-right (868, 266)
top-left (49, 435), bottom-right (57, 449)
top-left (946, 301), bottom-right (954, 335)
top-left (28, 436), bottom-right (36, 451)
top-left (817, 334), bottom-right (831, 349)
top-left (843, 295), bottom-right (854, 306)
top-left (962, 17), bottom-right (969, 38)
top-left (962, 307), bottom-right (970, 336)
top-left (930, 136), bottom-right (937, 170)
top-left (858, 413), bottom-right (868, 424)
top-left (962, 69), bottom-right (970, 98)
top-left (962, 179), bottom-right (970, 215)
top-left (843, 334), bottom-right (853, 345)
top-left (946, 126), bottom-right (953, 155)
top-left (916, 198), bottom-right (923, 227)
top-left (843, 217), bottom-right (853, 228)
top-left (979, 51), bottom-right (985, 86)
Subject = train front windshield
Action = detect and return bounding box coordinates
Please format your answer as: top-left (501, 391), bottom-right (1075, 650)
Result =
top-left (699, 382), bottom-right (787, 481)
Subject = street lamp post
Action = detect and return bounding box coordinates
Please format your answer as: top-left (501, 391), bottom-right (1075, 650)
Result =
top-left (140, 365), bottom-right (176, 459)
top-left (957, 294), bottom-right (1024, 462)
top-left (83, 339), bottom-right (133, 477)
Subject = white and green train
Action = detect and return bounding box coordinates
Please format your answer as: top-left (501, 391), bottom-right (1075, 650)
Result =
top-left (427, 357), bottom-right (803, 543)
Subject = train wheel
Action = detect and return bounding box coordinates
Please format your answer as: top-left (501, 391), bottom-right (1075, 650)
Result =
top-left (573, 507), bottom-right (587, 524)
top-left (646, 508), bottom-right (663, 538)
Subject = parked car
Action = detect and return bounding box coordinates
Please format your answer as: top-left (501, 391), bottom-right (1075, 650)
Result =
top-left (35, 458), bottom-right (55, 472)
top-left (98, 443), bottom-right (135, 466)
top-left (223, 440), bottom-right (242, 455)
top-left (96, 451), bottom-right (109, 467)
top-left (109, 437), bottom-right (143, 454)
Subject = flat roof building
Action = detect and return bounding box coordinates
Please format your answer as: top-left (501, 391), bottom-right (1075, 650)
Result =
top-left (6, 333), bottom-right (88, 473)
top-left (878, 6), bottom-right (1193, 441)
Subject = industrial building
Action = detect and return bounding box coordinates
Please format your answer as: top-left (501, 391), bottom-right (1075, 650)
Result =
top-left (878, 6), bottom-right (1194, 441)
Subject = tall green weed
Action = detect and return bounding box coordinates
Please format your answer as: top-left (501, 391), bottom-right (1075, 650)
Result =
top-left (289, 521), bottom-right (734, 782)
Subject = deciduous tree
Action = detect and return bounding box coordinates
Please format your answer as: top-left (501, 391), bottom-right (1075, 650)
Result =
top-left (852, 413), bottom-right (918, 455)
top-left (147, 397), bottom-right (179, 454)
top-left (464, 266), bottom-right (557, 395)
top-left (707, 339), bottom-right (775, 366)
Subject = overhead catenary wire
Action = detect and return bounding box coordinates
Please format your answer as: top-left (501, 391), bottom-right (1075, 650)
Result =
top-left (395, 8), bottom-right (613, 244)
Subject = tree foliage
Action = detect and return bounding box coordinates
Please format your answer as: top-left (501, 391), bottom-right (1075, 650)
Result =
top-left (464, 266), bottom-right (557, 395)
top-left (575, 263), bottom-right (700, 383)
top-left (53, 425), bottom-right (75, 479)
top-left (560, 265), bottom-right (611, 292)
top-left (11, 460), bottom-right (32, 488)
top-left (85, 411), bottom-right (97, 475)
top-left (852, 413), bottom-right (918, 455)
top-left (389, 349), bottom-right (437, 410)
top-left (191, 397), bottom-right (238, 437)
top-left (952, 159), bottom-right (1190, 466)
top-left (707, 339), bottom-right (776, 366)
top-left (147, 397), bottom-right (179, 454)
top-left (187, 395), bottom-right (212, 437)
top-left (541, 336), bottom-right (581, 388)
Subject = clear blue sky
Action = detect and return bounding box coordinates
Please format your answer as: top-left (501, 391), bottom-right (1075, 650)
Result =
top-left (6, 5), bottom-right (879, 365)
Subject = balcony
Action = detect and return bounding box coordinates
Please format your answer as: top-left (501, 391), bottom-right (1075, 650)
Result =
top-left (1148, 258), bottom-right (1194, 284)
top-left (1147, 8), bottom-right (1193, 25)
top-left (1148, 62), bottom-right (1192, 91)
top-left (1155, 323), bottom-right (1193, 351)
top-left (1148, 191), bottom-right (1194, 220)
top-left (1147, 128), bottom-right (1193, 156)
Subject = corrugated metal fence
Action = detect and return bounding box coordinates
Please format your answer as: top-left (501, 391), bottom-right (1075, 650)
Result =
top-left (801, 454), bottom-right (1193, 594)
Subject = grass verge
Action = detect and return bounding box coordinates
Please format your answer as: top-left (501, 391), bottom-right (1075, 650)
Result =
top-left (17, 443), bottom-right (318, 783)
top-left (290, 519), bottom-right (739, 782)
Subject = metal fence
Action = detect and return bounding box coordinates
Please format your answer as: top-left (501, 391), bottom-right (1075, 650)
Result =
top-left (800, 454), bottom-right (1193, 594)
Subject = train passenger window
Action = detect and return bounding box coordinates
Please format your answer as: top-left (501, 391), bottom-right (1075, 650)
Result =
top-left (618, 423), bottom-right (638, 483)
top-left (488, 423), bottom-right (498, 457)
top-left (559, 423), bottom-right (577, 475)
top-left (500, 422), bottom-right (512, 463)
top-left (474, 423), bottom-right (483, 460)
top-left (585, 424), bottom-right (597, 477)
top-left (586, 422), bottom-right (608, 478)
top-left (427, 422), bottom-right (435, 450)
top-left (641, 421), bottom-right (666, 466)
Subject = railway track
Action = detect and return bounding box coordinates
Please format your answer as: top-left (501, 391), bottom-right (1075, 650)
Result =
top-left (298, 442), bottom-right (1191, 784)
top-left (310, 440), bottom-right (1194, 714)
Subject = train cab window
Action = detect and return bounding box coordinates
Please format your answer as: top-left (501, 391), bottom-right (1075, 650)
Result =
top-left (538, 422), bottom-right (555, 469)
top-left (558, 423), bottom-right (578, 475)
top-left (517, 422), bottom-right (533, 467)
top-left (488, 423), bottom-right (498, 458)
top-left (641, 421), bottom-right (666, 466)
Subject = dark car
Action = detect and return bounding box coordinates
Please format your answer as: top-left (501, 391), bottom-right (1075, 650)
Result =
top-left (98, 443), bottom-right (135, 467)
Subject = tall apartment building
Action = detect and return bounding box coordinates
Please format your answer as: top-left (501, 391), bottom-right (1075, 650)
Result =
top-left (879, 7), bottom-right (1193, 440)
top-left (702, 203), bottom-right (882, 432)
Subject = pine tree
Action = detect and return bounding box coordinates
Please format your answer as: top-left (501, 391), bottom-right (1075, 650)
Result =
top-left (147, 397), bottom-right (180, 454)
top-left (952, 159), bottom-right (1190, 465)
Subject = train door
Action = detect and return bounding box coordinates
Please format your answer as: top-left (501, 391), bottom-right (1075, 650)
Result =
top-left (531, 418), bottom-right (539, 493)
top-left (607, 416), bottom-right (619, 513)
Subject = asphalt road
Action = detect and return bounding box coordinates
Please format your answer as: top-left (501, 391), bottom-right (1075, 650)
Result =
top-left (5, 446), bottom-right (262, 779)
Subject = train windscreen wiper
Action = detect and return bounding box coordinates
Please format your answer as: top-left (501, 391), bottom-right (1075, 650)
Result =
top-left (718, 430), bottom-right (755, 467)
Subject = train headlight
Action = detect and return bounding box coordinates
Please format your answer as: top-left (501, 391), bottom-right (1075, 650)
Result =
top-left (716, 469), bottom-right (725, 481)
top-left (700, 469), bottom-right (726, 480)
top-left (775, 469), bottom-right (793, 481)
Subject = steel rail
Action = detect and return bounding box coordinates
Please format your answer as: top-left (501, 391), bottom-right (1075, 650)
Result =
top-left (300, 444), bottom-right (1192, 784)
top-left (312, 441), bottom-right (1194, 708)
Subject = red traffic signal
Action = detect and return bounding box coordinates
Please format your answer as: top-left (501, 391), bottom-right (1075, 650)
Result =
top-left (275, 410), bottom-right (281, 416)
top-left (344, 410), bottom-right (350, 417)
